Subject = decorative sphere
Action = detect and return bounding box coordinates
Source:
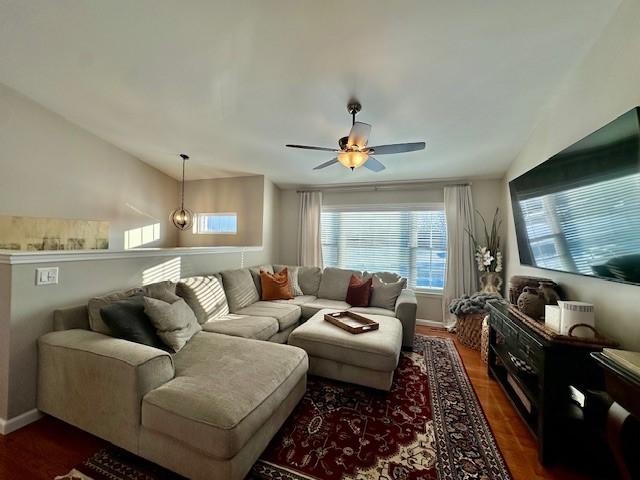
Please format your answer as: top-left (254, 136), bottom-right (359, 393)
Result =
top-left (170, 207), bottom-right (193, 230)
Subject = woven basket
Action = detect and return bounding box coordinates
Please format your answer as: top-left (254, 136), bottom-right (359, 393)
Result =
top-left (480, 315), bottom-right (490, 364)
top-left (455, 313), bottom-right (485, 350)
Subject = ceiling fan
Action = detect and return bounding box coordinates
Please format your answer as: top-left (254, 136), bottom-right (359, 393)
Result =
top-left (286, 100), bottom-right (426, 172)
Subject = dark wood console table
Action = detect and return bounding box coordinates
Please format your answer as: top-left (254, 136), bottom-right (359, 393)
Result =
top-left (487, 300), bottom-right (614, 465)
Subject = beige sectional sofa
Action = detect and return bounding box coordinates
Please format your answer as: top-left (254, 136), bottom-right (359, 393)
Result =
top-left (37, 264), bottom-right (417, 479)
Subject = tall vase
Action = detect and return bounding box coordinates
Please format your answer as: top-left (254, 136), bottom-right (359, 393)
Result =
top-left (479, 271), bottom-right (503, 295)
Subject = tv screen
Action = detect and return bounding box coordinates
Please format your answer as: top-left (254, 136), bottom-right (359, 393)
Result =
top-left (510, 107), bottom-right (640, 285)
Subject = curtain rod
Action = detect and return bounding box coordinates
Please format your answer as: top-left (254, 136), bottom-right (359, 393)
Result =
top-left (296, 179), bottom-right (472, 194)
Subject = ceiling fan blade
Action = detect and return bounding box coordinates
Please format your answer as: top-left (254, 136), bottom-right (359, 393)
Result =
top-left (368, 142), bottom-right (426, 155)
top-left (286, 144), bottom-right (339, 152)
top-left (363, 157), bottom-right (386, 172)
top-left (313, 158), bottom-right (339, 170)
top-left (347, 122), bottom-right (372, 149)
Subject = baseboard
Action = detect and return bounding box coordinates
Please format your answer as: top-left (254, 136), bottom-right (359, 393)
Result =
top-left (416, 319), bottom-right (444, 328)
top-left (0, 409), bottom-right (43, 435)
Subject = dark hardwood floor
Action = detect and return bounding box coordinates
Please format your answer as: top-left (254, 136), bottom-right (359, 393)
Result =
top-left (0, 328), bottom-right (593, 479)
top-left (417, 326), bottom-right (593, 480)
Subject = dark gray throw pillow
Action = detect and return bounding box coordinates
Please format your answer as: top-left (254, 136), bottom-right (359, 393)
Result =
top-left (100, 295), bottom-right (168, 351)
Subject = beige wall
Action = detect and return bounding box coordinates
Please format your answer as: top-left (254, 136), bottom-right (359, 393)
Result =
top-left (0, 179), bottom-right (281, 423)
top-left (279, 179), bottom-right (504, 322)
top-left (503, 0), bottom-right (640, 349)
top-left (0, 83), bottom-right (284, 424)
top-left (0, 180), bottom-right (281, 422)
top-left (0, 83), bottom-right (179, 250)
top-left (177, 176), bottom-right (265, 247)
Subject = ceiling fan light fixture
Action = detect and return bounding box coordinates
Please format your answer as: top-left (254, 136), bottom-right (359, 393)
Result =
top-left (337, 151), bottom-right (368, 170)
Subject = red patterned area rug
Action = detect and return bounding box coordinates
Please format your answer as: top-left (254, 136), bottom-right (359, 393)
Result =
top-left (251, 335), bottom-right (510, 480)
top-left (56, 335), bottom-right (510, 480)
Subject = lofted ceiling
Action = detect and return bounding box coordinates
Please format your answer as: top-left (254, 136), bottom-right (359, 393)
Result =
top-left (0, 0), bottom-right (622, 187)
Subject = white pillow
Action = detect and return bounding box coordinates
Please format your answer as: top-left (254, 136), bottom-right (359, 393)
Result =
top-left (144, 297), bottom-right (201, 352)
top-left (274, 265), bottom-right (303, 297)
top-left (370, 275), bottom-right (405, 310)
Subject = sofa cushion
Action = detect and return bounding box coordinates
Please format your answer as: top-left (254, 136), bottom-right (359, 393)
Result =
top-left (348, 306), bottom-right (396, 317)
top-left (249, 265), bottom-right (274, 297)
top-left (317, 267), bottom-right (362, 301)
top-left (176, 275), bottom-right (229, 324)
top-left (272, 295), bottom-right (317, 306)
top-left (220, 269), bottom-right (260, 312)
top-left (274, 265), bottom-right (322, 296)
top-left (300, 298), bottom-right (351, 319)
top-left (235, 301), bottom-right (301, 331)
top-left (201, 314), bottom-right (278, 341)
top-left (260, 269), bottom-right (293, 301)
top-left (100, 295), bottom-right (168, 351)
top-left (370, 275), bottom-right (406, 310)
top-left (144, 297), bottom-right (202, 352)
top-left (142, 333), bottom-right (308, 460)
top-left (88, 281), bottom-right (178, 336)
top-left (288, 310), bottom-right (402, 371)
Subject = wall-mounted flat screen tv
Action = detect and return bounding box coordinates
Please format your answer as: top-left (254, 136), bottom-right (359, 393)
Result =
top-left (510, 107), bottom-right (640, 285)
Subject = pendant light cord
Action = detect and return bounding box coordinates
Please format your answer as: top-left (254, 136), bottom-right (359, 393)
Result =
top-left (181, 157), bottom-right (186, 209)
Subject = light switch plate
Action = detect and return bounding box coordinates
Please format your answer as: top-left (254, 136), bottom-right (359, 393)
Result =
top-left (36, 267), bottom-right (59, 285)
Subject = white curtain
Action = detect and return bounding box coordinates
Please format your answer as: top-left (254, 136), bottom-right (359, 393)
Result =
top-left (297, 191), bottom-right (323, 267)
top-left (442, 185), bottom-right (478, 329)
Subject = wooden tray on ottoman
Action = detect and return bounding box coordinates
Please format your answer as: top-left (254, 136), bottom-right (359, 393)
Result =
top-left (324, 311), bottom-right (380, 334)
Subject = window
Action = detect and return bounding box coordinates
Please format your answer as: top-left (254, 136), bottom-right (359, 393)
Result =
top-left (193, 213), bottom-right (237, 234)
top-left (321, 204), bottom-right (447, 290)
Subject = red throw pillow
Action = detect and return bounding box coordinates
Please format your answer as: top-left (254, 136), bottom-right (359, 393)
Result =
top-left (260, 268), bottom-right (294, 301)
top-left (346, 274), bottom-right (372, 307)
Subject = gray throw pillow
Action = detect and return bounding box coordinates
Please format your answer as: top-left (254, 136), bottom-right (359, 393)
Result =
top-left (88, 287), bottom-right (140, 335)
top-left (88, 281), bottom-right (179, 336)
top-left (370, 275), bottom-right (405, 311)
top-left (142, 281), bottom-right (181, 303)
top-left (143, 297), bottom-right (202, 352)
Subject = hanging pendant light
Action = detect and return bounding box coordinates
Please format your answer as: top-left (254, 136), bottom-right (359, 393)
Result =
top-left (170, 154), bottom-right (194, 230)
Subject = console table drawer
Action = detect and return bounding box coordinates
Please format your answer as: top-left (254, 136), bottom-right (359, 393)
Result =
top-left (518, 330), bottom-right (543, 369)
top-left (502, 318), bottom-right (519, 347)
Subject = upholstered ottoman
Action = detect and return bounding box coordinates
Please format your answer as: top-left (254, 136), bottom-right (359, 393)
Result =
top-left (288, 309), bottom-right (402, 390)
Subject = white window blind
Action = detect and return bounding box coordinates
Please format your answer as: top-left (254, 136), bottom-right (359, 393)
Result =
top-left (518, 172), bottom-right (640, 273)
top-left (321, 204), bottom-right (447, 289)
top-left (193, 213), bottom-right (238, 234)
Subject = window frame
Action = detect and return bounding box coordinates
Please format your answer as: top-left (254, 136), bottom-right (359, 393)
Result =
top-left (321, 202), bottom-right (447, 293)
top-left (192, 212), bottom-right (238, 235)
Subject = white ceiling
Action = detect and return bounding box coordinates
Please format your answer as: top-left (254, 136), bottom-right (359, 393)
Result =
top-left (0, 0), bottom-right (622, 187)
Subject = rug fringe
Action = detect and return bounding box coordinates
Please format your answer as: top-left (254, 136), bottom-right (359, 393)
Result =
top-left (55, 469), bottom-right (94, 480)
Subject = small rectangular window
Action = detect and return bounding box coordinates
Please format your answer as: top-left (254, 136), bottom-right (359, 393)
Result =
top-left (193, 213), bottom-right (237, 234)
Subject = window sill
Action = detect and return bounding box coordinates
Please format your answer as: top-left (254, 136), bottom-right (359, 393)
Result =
top-left (414, 289), bottom-right (444, 297)
top-left (0, 245), bottom-right (263, 265)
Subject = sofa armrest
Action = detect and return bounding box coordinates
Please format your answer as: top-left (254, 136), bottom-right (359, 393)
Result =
top-left (54, 305), bottom-right (90, 331)
top-left (395, 289), bottom-right (418, 347)
top-left (38, 329), bottom-right (174, 453)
